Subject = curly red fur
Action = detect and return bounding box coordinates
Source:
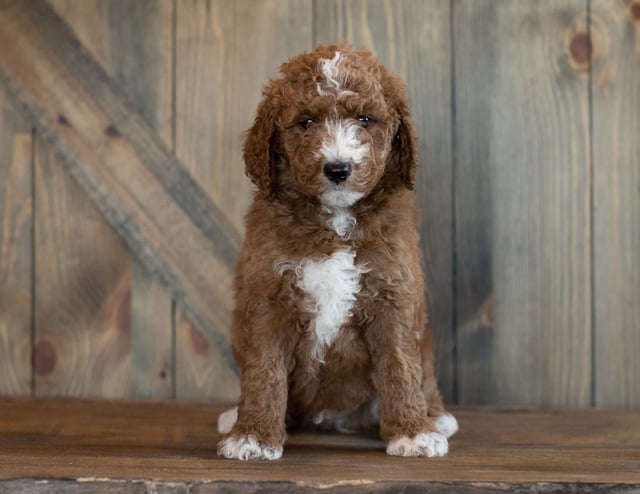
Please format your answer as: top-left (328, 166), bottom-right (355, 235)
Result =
top-left (219, 43), bottom-right (455, 460)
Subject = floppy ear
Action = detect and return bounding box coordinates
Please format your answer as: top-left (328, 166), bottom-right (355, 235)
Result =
top-left (383, 71), bottom-right (418, 190)
top-left (243, 96), bottom-right (279, 198)
top-left (394, 98), bottom-right (419, 190)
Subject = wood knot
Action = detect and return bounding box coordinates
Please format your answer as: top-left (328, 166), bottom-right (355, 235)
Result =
top-left (34, 340), bottom-right (57, 377)
top-left (569, 32), bottom-right (591, 69)
top-left (58, 114), bottom-right (70, 126)
top-left (105, 125), bottom-right (121, 138)
top-left (630, 1), bottom-right (640, 20)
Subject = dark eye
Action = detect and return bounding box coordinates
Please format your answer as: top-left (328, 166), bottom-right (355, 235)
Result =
top-left (356, 115), bottom-right (373, 128)
top-left (299, 118), bottom-right (314, 130)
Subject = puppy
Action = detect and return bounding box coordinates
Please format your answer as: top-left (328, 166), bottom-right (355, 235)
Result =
top-left (217, 43), bottom-right (457, 460)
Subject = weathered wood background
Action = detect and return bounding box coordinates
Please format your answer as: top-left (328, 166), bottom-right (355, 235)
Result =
top-left (0, 0), bottom-right (638, 407)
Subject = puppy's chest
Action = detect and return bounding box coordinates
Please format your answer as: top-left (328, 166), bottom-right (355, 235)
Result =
top-left (278, 250), bottom-right (367, 359)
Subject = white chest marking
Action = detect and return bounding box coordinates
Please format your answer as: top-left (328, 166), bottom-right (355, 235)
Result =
top-left (296, 251), bottom-right (364, 360)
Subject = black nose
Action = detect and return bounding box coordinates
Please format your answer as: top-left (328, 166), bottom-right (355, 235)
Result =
top-left (323, 161), bottom-right (351, 183)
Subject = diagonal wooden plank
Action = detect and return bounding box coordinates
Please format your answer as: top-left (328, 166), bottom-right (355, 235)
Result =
top-left (0, 0), bottom-right (240, 369)
top-left (33, 136), bottom-right (133, 397)
top-left (47, 0), bottom-right (176, 399)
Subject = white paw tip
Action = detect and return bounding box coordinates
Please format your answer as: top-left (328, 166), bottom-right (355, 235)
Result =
top-left (217, 406), bottom-right (238, 435)
top-left (386, 432), bottom-right (449, 457)
top-left (434, 413), bottom-right (459, 439)
top-left (217, 434), bottom-right (283, 461)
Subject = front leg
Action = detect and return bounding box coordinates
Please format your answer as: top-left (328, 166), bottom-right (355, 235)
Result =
top-left (365, 308), bottom-right (449, 457)
top-left (217, 287), bottom-right (294, 461)
top-left (217, 347), bottom-right (288, 460)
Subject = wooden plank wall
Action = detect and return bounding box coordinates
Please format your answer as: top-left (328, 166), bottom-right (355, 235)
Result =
top-left (36, 0), bottom-right (173, 398)
top-left (0, 83), bottom-right (32, 395)
top-left (0, 0), bottom-right (638, 407)
top-left (454, 0), bottom-right (593, 407)
top-left (592, 0), bottom-right (640, 407)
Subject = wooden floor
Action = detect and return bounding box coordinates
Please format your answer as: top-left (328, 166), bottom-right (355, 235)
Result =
top-left (0, 400), bottom-right (639, 493)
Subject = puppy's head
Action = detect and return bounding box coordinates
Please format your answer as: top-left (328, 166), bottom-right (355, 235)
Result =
top-left (244, 43), bottom-right (418, 207)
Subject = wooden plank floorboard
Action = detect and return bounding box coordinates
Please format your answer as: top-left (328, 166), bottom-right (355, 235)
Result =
top-left (0, 400), bottom-right (638, 492)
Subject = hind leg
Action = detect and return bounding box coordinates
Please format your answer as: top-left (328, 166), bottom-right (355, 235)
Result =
top-left (217, 406), bottom-right (238, 434)
top-left (313, 399), bottom-right (379, 434)
top-left (422, 346), bottom-right (458, 439)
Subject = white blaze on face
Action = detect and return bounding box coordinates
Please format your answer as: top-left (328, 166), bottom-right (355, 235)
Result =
top-left (319, 52), bottom-right (344, 91)
top-left (315, 51), bottom-right (369, 218)
top-left (317, 119), bottom-right (369, 213)
top-left (317, 51), bottom-right (355, 98)
top-left (320, 119), bottom-right (370, 167)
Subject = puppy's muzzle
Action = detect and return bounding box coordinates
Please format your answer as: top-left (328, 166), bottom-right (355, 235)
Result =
top-left (324, 161), bottom-right (351, 183)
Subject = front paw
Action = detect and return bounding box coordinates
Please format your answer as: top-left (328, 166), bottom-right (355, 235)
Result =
top-left (217, 434), bottom-right (283, 461)
top-left (386, 432), bottom-right (448, 457)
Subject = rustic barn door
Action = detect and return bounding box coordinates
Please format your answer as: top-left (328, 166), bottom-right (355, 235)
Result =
top-left (0, 0), bottom-right (638, 407)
